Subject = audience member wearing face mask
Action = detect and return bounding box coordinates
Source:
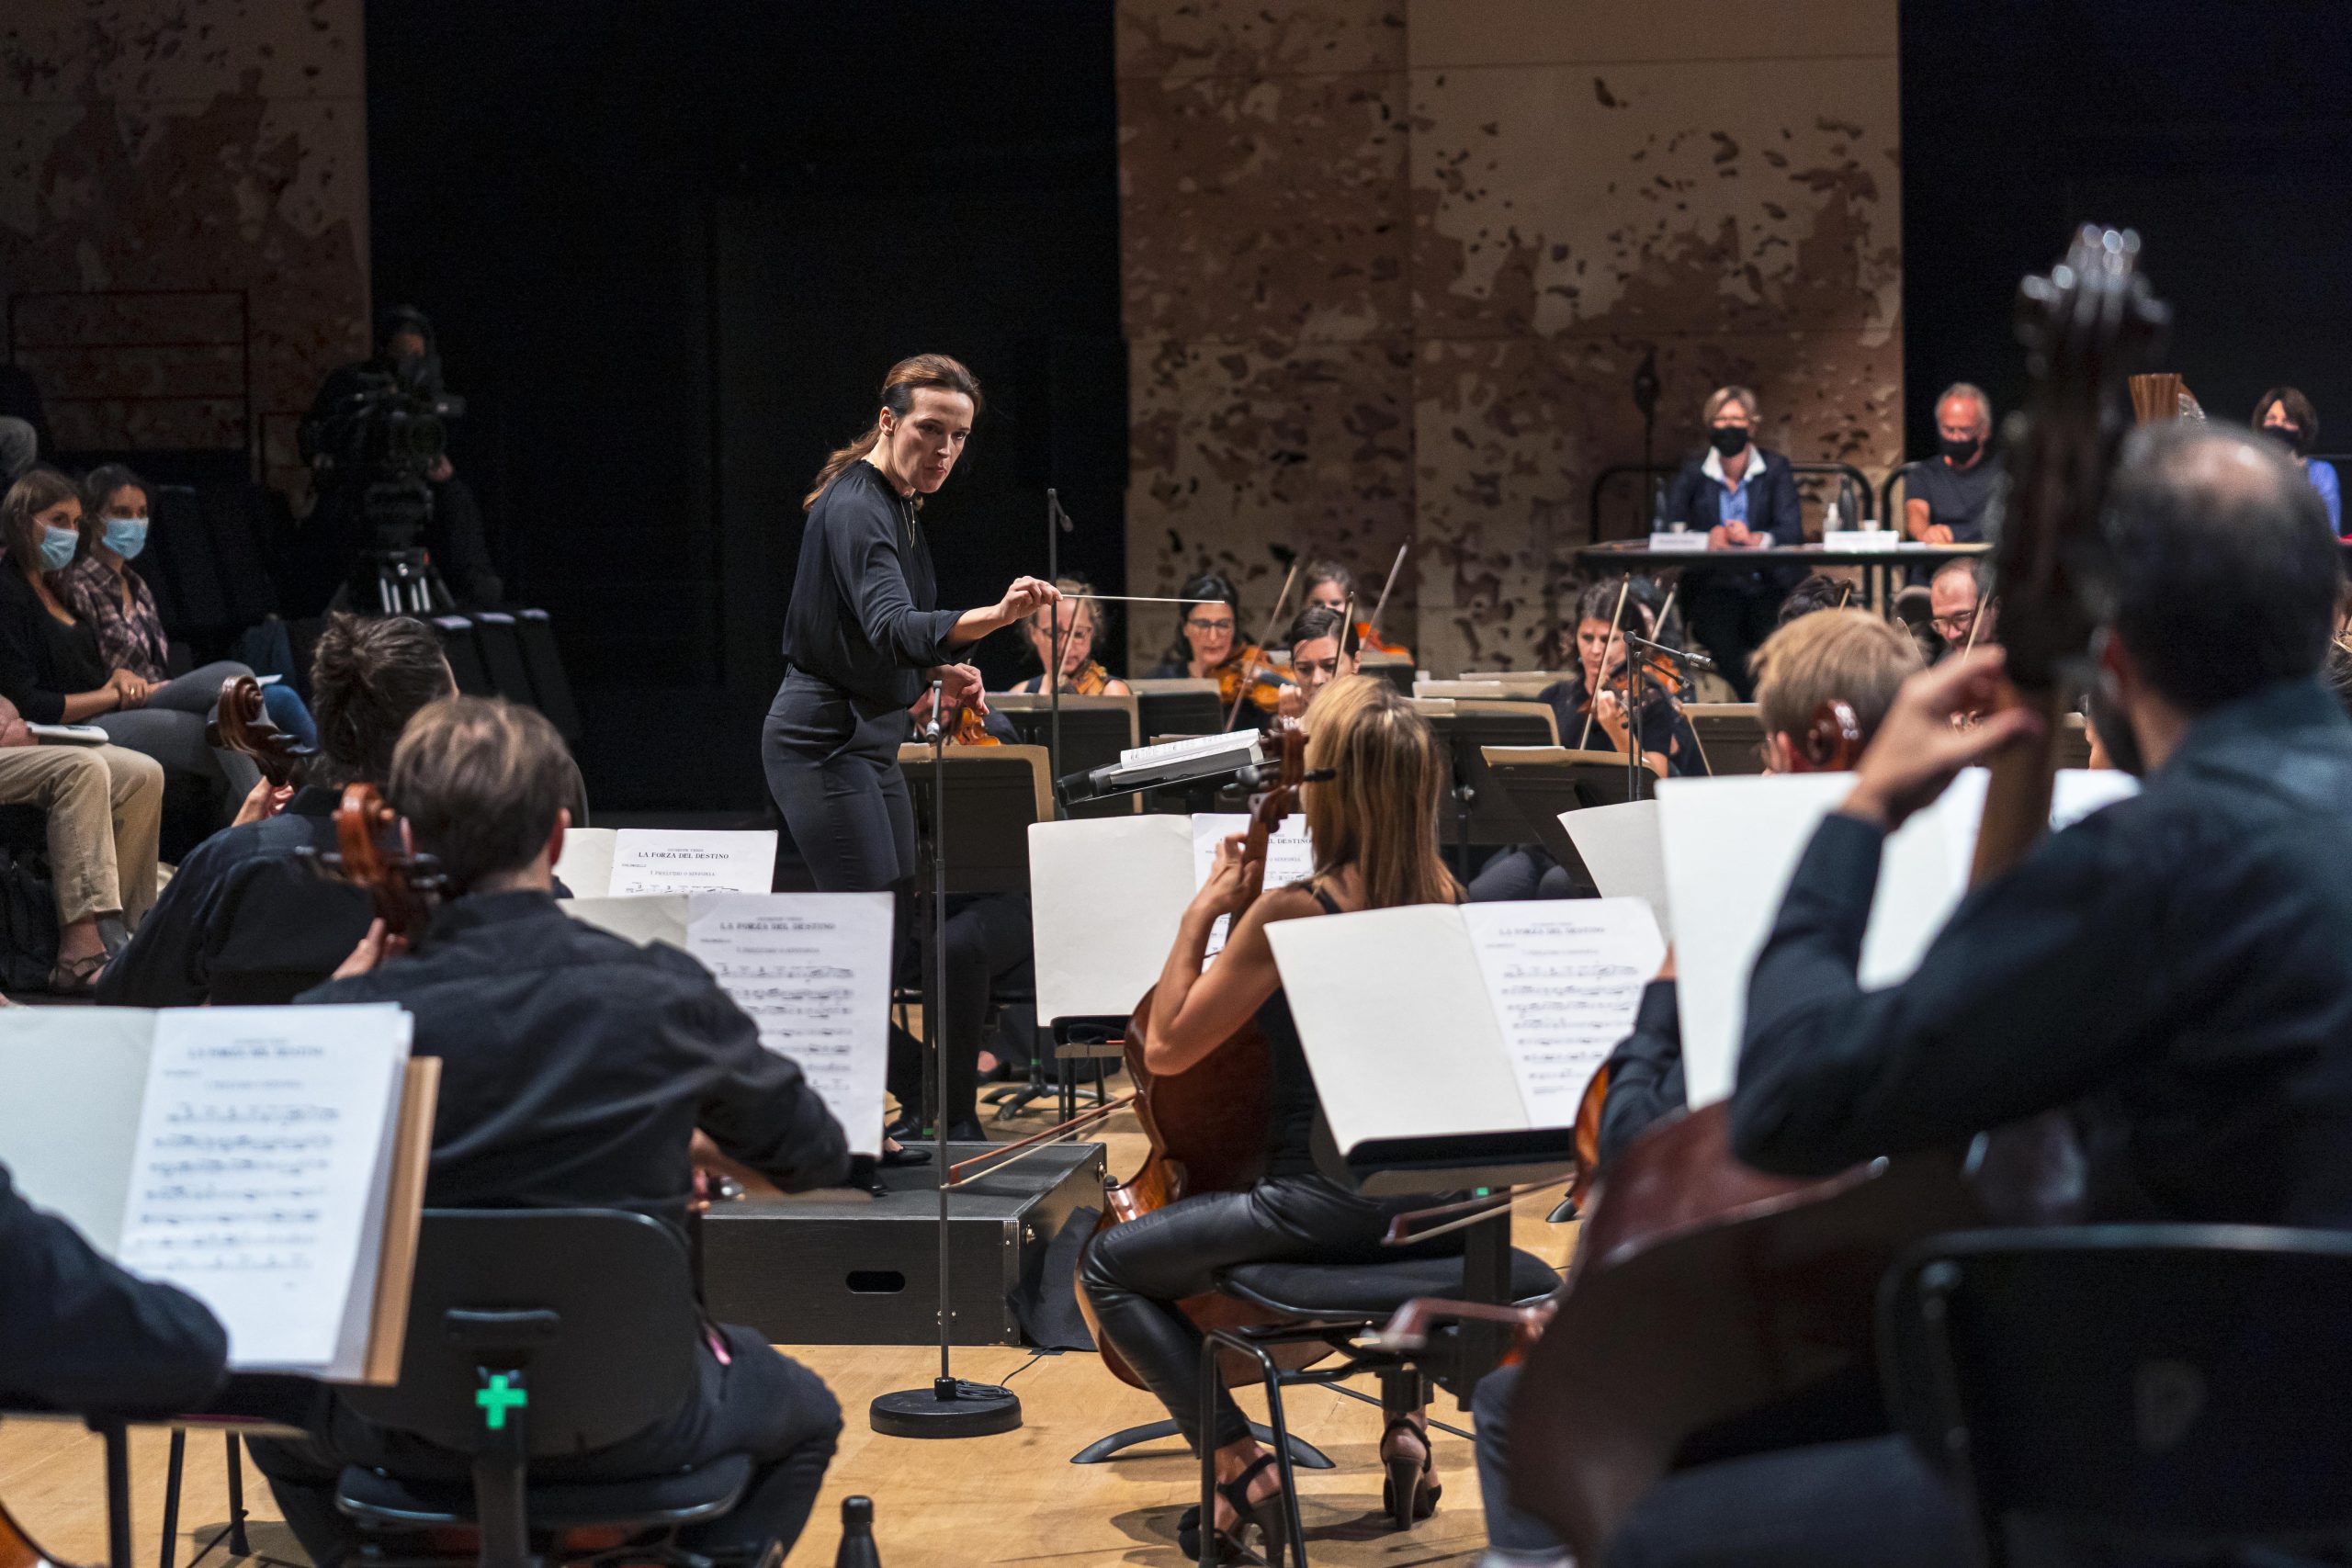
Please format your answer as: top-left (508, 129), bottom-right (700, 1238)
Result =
top-left (0, 467), bottom-right (265, 834)
top-left (58, 465), bottom-right (319, 751)
top-left (2255, 386), bottom-right (2340, 535)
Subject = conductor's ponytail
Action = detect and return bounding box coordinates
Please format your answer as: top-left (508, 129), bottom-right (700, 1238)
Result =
top-left (803, 353), bottom-right (985, 513)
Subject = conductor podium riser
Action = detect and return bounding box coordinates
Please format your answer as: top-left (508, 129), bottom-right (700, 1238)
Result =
top-left (698, 1142), bottom-right (1107, 1346)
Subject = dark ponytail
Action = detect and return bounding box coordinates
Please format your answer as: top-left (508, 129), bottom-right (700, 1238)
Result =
top-left (803, 353), bottom-right (984, 513)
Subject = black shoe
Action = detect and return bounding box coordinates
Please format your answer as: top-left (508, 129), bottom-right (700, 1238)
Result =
top-left (878, 1142), bottom-right (933, 1168)
top-left (944, 1118), bottom-right (989, 1144)
top-left (1379, 1416), bottom-right (1442, 1529)
top-left (1177, 1454), bottom-right (1288, 1566)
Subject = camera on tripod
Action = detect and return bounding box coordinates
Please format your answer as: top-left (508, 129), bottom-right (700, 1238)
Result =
top-left (302, 353), bottom-right (469, 615)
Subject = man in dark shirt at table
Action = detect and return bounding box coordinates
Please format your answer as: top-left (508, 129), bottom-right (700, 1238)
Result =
top-left (96, 613), bottom-right (455, 1007)
top-left (1903, 382), bottom-right (2005, 546)
top-left (243, 695), bottom-right (851, 1568)
top-left (1597, 427), bottom-right (2352, 1568)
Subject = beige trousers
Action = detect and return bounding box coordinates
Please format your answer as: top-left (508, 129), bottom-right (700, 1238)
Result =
top-left (0, 743), bottom-right (164, 928)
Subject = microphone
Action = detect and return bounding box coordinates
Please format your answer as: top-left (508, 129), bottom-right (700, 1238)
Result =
top-left (1625, 632), bottom-right (1713, 670)
top-left (922, 678), bottom-right (946, 742)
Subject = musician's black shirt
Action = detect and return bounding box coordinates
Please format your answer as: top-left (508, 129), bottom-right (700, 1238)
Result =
top-left (97, 785), bottom-right (372, 1008)
top-left (1597, 979), bottom-right (1686, 1168)
top-left (781, 461), bottom-right (962, 710)
top-left (1540, 674), bottom-right (1702, 775)
top-left (1736, 677), bottom-right (2352, 1226)
top-left (0, 1162), bottom-right (226, 1415)
top-left (300, 889), bottom-right (851, 1237)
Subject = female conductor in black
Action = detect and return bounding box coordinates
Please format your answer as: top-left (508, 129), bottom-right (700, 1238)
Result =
top-left (764, 355), bottom-right (1058, 891)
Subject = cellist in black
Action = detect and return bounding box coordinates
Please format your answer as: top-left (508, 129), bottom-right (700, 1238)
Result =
top-left (1080, 677), bottom-right (1465, 1565)
top-left (1594, 430), bottom-right (2352, 1562)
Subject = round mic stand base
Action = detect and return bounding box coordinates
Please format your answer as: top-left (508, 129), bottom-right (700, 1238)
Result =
top-left (868, 1378), bottom-right (1023, 1439)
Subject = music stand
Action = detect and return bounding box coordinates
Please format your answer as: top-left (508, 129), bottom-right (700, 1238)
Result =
top-left (1127, 677), bottom-right (1225, 739)
top-left (1413, 700), bottom-right (1562, 874)
top-left (896, 744), bottom-right (1050, 896)
top-left (989, 695), bottom-right (1138, 819)
top-left (1358, 649), bottom-right (1416, 695)
top-left (1479, 746), bottom-right (1654, 885)
top-left (1683, 703), bottom-right (1766, 776)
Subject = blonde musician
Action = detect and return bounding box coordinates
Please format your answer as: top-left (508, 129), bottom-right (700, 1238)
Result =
top-left (1080, 678), bottom-right (1464, 1565)
top-left (1012, 575), bottom-right (1130, 696)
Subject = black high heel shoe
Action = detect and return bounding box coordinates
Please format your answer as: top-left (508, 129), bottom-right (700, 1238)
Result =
top-left (1176, 1452), bottom-right (1289, 1565)
top-left (1379, 1416), bottom-right (1441, 1529)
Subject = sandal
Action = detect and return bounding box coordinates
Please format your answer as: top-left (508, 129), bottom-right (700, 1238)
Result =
top-left (1379, 1416), bottom-right (1442, 1529)
top-left (48, 951), bottom-right (107, 997)
top-left (1177, 1452), bottom-right (1289, 1566)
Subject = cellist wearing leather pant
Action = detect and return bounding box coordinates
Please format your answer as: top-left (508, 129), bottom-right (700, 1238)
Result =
top-left (1079, 677), bottom-right (1467, 1565)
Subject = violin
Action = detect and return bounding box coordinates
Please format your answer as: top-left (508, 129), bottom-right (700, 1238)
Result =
top-left (946, 705), bottom-right (1001, 747)
top-left (1073, 721), bottom-right (1332, 1388)
top-left (1349, 618), bottom-right (1409, 660)
top-left (1512, 227), bottom-right (2165, 1564)
top-left (1212, 644), bottom-right (1293, 716)
top-left (208, 673), bottom-right (314, 789)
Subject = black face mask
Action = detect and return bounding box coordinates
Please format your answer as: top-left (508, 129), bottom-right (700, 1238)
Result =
top-left (2266, 423), bottom-right (2306, 456)
top-left (1939, 434), bottom-right (1984, 466)
top-left (1708, 425), bottom-right (1749, 457)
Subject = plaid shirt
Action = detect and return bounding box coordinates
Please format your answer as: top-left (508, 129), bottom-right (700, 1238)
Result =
top-left (56, 555), bottom-right (170, 682)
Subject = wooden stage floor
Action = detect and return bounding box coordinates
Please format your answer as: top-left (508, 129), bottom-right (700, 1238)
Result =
top-left (2, 1105), bottom-right (1577, 1567)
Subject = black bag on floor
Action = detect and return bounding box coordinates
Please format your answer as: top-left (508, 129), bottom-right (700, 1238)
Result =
top-left (0, 838), bottom-right (61, 991)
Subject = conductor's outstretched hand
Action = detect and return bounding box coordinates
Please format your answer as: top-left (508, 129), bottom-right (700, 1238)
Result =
top-left (1841, 648), bottom-right (2045, 831)
top-left (996, 576), bottom-right (1061, 623)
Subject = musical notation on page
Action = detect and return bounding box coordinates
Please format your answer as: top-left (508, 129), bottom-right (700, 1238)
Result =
top-left (686, 893), bottom-right (893, 1157)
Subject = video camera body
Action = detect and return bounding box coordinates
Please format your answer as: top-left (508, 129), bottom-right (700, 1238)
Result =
top-left (300, 349), bottom-right (467, 614)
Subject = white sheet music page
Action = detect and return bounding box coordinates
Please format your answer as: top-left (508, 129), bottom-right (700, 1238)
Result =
top-left (1028, 817), bottom-right (1196, 1022)
top-left (609, 829), bottom-right (777, 897)
top-left (1559, 799), bottom-right (1671, 941)
top-left (115, 1006), bottom-right (411, 1371)
top-left (552, 827), bottom-right (617, 897)
top-left (686, 893), bottom-right (893, 1157)
top-left (1461, 899), bottom-right (1665, 1128)
top-left (1192, 812), bottom-right (1314, 959)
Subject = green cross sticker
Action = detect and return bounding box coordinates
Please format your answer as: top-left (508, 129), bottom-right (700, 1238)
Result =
top-left (477, 1374), bottom-right (528, 1430)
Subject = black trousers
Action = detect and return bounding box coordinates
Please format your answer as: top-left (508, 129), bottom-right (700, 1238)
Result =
top-left (1467, 845), bottom-right (1579, 902)
top-left (244, 1325), bottom-right (842, 1567)
top-left (1685, 571), bottom-right (1784, 701)
top-left (1079, 1175), bottom-right (1456, 1453)
top-left (1602, 1435), bottom-right (1969, 1568)
top-left (762, 672), bottom-right (916, 895)
top-left (887, 892), bottom-right (1034, 1131)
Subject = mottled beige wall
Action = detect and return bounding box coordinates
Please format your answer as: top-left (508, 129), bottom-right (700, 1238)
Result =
top-left (0, 0), bottom-right (369, 495)
top-left (1119, 0), bottom-right (1901, 671)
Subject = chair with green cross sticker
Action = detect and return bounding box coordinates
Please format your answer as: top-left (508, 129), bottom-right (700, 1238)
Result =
top-left (334, 1209), bottom-right (757, 1568)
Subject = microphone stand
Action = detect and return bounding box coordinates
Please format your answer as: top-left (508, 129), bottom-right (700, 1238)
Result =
top-left (1046, 490), bottom-right (1073, 819)
top-left (869, 679), bottom-right (1023, 1438)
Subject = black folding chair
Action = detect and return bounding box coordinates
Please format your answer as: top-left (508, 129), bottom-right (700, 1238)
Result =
top-left (334, 1209), bottom-right (752, 1568)
top-left (1881, 1224), bottom-right (2352, 1567)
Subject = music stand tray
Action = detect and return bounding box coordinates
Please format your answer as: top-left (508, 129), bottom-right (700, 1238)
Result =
top-left (1127, 678), bottom-right (1226, 739)
top-left (989, 694), bottom-right (1139, 819)
top-left (1684, 703), bottom-right (1766, 776)
top-left (1413, 700), bottom-right (1563, 848)
top-left (897, 744), bottom-right (1052, 896)
top-left (1480, 746), bottom-right (1653, 878)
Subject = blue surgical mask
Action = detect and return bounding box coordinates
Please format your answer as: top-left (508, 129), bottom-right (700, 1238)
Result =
top-left (36, 525), bottom-right (77, 573)
top-left (102, 516), bottom-right (149, 560)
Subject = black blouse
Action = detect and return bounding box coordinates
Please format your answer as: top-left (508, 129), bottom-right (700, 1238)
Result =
top-left (781, 462), bottom-right (963, 710)
top-left (0, 560), bottom-right (112, 724)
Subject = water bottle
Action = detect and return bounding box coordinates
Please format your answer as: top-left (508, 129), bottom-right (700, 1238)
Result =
top-left (1824, 500), bottom-right (1843, 535)
top-left (834, 1495), bottom-right (881, 1568)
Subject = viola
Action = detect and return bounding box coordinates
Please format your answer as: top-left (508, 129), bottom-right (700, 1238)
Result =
top-left (208, 673), bottom-right (314, 789)
top-left (1512, 227), bottom-right (2165, 1564)
top-left (1074, 721), bottom-right (1331, 1388)
top-left (946, 705), bottom-right (1001, 747)
top-left (1350, 618), bottom-right (1409, 660)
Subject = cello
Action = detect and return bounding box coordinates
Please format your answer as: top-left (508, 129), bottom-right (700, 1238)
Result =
top-left (1511, 225), bottom-right (2165, 1563)
top-left (1072, 718), bottom-right (1330, 1386)
top-left (208, 673), bottom-right (314, 789)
